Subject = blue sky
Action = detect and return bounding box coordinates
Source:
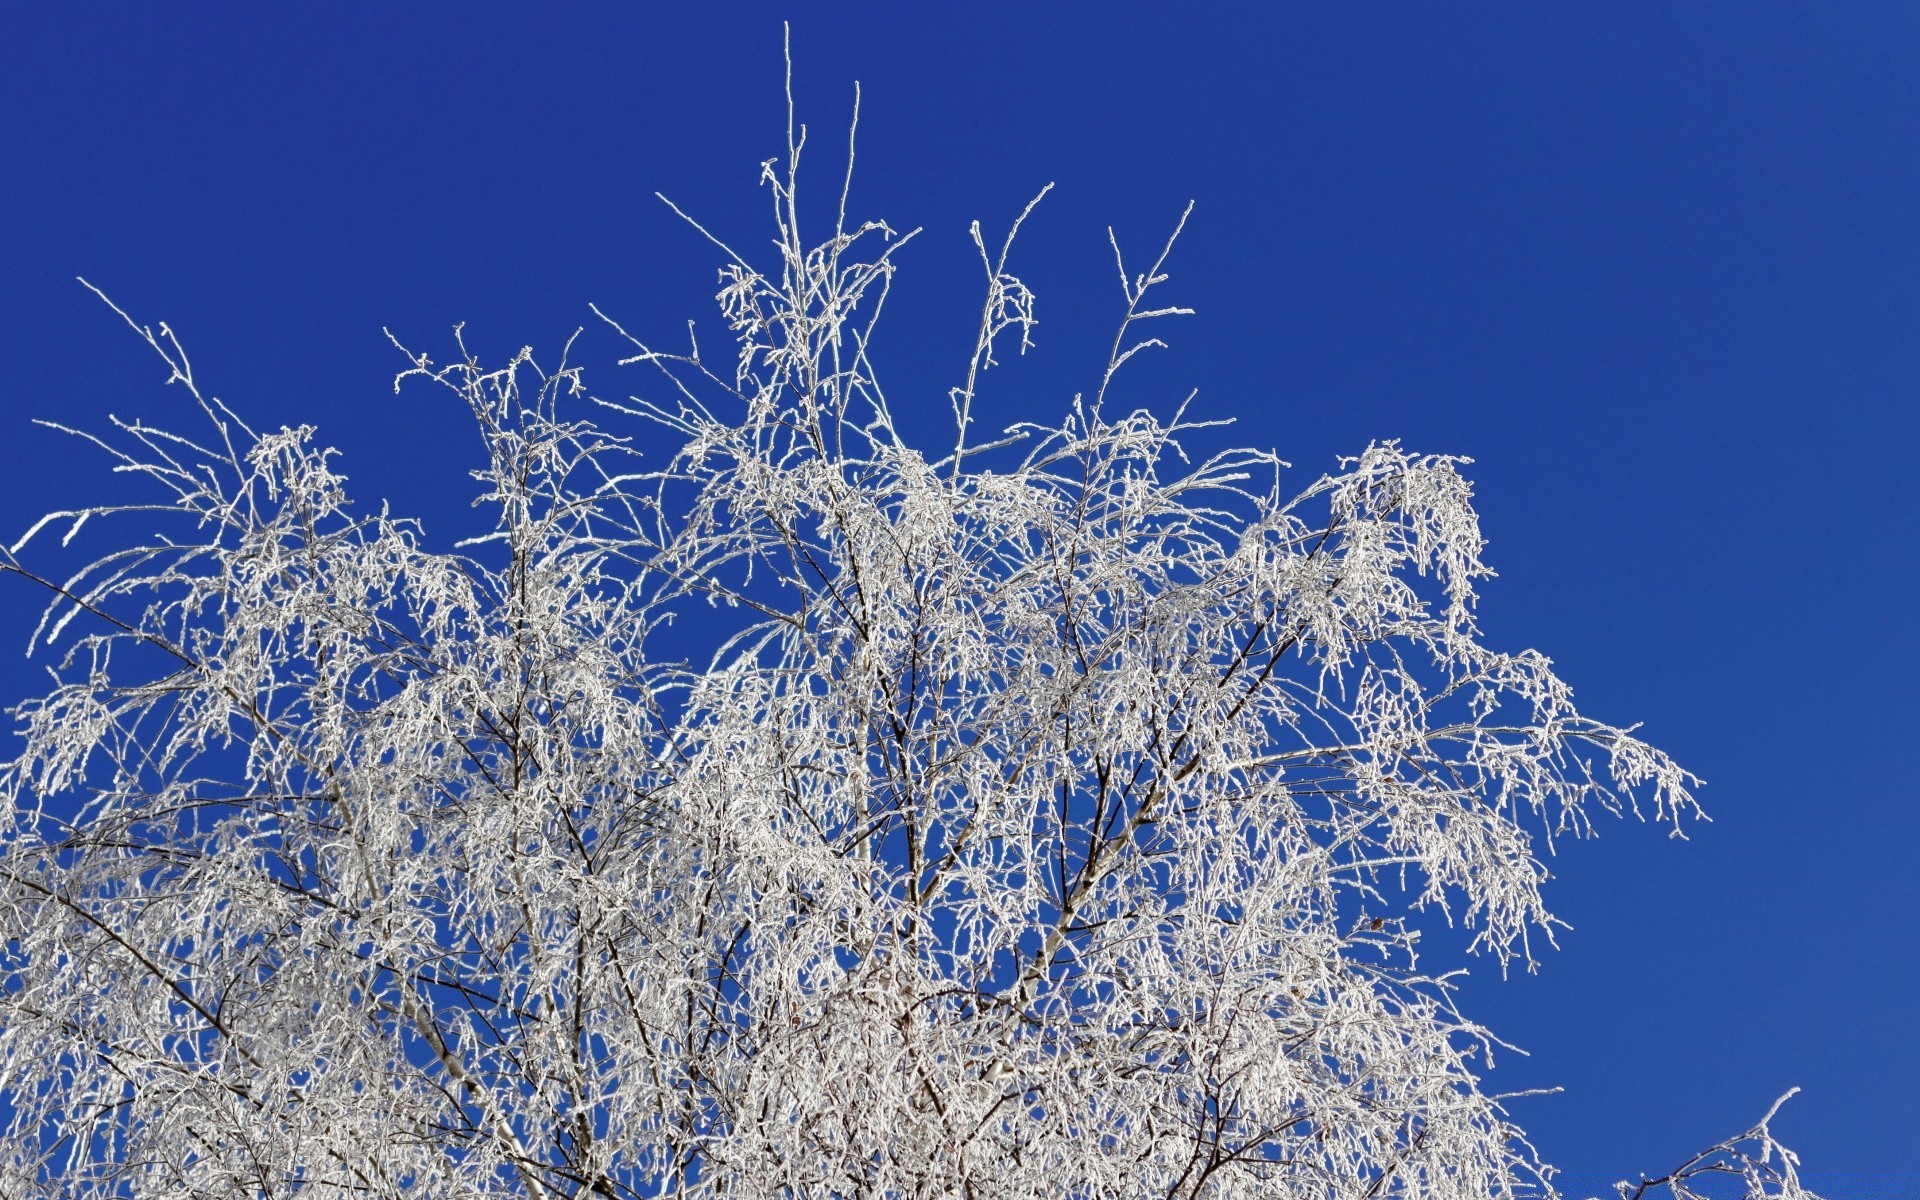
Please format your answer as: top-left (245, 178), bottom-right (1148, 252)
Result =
top-left (2, 3), bottom-right (1915, 1190)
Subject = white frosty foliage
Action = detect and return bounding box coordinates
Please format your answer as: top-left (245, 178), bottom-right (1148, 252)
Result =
top-left (0, 105), bottom-right (1814, 1200)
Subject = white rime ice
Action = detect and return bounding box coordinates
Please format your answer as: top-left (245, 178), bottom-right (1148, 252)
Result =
top-left (0, 101), bottom-right (1818, 1200)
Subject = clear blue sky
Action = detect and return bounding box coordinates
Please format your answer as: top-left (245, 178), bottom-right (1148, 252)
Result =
top-left (2, 3), bottom-right (1914, 1190)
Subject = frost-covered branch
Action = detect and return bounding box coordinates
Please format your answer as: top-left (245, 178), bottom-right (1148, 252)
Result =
top-left (0, 85), bottom-right (1811, 1200)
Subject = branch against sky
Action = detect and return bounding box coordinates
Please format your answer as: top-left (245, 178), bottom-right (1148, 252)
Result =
top-left (0, 82), bottom-right (1816, 1200)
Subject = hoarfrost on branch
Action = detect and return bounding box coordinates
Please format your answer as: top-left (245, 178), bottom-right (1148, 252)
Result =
top-left (0, 94), bottom-right (1817, 1200)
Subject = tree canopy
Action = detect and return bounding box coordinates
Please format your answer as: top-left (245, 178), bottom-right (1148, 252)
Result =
top-left (0, 90), bottom-right (1816, 1200)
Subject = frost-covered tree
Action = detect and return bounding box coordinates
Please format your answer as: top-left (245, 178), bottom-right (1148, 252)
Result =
top-left (0, 85), bottom-right (1817, 1200)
